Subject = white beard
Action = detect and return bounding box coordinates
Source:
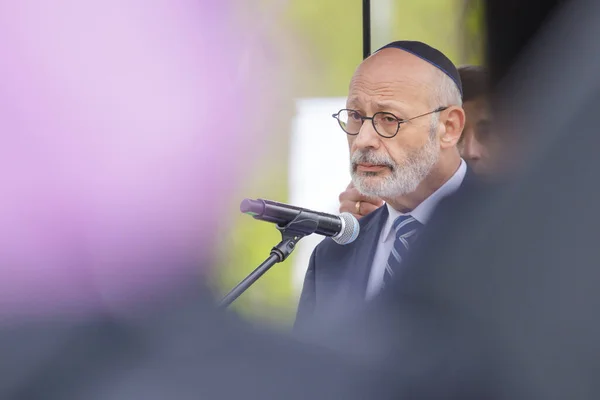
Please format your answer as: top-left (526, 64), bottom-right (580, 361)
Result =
top-left (350, 135), bottom-right (440, 198)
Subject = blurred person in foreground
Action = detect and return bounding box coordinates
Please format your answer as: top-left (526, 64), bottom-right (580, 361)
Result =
top-left (339, 64), bottom-right (494, 221)
top-left (295, 41), bottom-right (470, 328)
top-left (0, 2), bottom-right (381, 399)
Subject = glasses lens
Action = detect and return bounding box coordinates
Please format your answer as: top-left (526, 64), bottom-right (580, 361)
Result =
top-left (373, 113), bottom-right (400, 137)
top-left (337, 110), bottom-right (362, 134)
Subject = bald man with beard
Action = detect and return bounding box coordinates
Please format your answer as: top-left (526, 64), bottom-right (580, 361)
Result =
top-left (295, 41), bottom-right (473, 330)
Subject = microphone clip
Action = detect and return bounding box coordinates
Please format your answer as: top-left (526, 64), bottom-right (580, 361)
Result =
top-left (219, 211), bottom-right (317, 309)
top-left (276, 210), bottom-right (319, 236)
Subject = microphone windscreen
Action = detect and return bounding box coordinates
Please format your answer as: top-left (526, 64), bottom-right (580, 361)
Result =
top-left (333, 213), bottom-right (360, 245)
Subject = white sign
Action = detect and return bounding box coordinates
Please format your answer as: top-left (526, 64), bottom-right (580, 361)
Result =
top-left (289, 97), bottom-right (351, 293)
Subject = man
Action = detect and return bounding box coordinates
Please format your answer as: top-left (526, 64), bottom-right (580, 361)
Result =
top-left (456, 65), bottom-right (493, 175)
top-left (295, 41), bottom-right (469, 328)
top-left (340, 64), bottom-right (492, 221)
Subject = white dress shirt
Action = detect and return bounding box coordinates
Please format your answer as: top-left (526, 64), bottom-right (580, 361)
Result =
top-left (365, 159), bottom-right (467, 299)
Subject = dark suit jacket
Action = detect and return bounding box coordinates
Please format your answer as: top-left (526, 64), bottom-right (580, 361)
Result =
top-left (295, 168), bottom-right (478, 331)
top-left (294, 204), bottom-right (388, 331)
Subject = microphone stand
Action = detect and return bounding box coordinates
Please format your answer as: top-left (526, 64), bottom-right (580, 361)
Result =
top-left (218, 211), bottom-right (318, 309)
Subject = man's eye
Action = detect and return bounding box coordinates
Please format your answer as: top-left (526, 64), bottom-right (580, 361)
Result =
top-left (378, 114), bottom-right (398, 124)
top-left (348, 111), bottom-right (362, 120)
top-left (476, 122), bottom-right (492, 140)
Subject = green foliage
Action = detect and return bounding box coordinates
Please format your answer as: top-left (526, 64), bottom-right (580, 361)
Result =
top-left (283, 1), bottom-right (363, 97)
top-left (389, 0), bottom-right (463, 64)
top-left (212, 158), bottom-right (297, 326)
top-left (461, 0), bottom-right (486, 65)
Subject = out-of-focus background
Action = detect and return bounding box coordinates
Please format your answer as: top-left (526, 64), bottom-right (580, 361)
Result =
top-left (211, 0), bottom-right (485, 325)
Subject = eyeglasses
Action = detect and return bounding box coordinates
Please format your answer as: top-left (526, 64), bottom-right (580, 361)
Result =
top-left (332, 106), bottom-right (448, 138)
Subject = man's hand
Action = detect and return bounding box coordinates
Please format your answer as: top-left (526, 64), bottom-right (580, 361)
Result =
top-left (338, 182), bottom-right (384, 219)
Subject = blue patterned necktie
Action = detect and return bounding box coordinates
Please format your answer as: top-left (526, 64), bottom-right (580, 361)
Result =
top-left (383, 215), bottom-right (422, 285)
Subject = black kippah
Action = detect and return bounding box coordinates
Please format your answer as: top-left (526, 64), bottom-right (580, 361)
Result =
top-left (375, 40), bottom-right (462, 96)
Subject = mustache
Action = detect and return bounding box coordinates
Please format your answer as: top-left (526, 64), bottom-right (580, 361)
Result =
top-left (351, 150), bottom-right (395, 170)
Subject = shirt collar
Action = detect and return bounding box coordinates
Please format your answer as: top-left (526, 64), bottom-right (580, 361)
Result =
top-left (380, 158), bottom-right (467, 244)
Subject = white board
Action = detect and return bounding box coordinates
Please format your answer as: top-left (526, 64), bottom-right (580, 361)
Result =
top-left (288, 97), bottom-right (351, 293)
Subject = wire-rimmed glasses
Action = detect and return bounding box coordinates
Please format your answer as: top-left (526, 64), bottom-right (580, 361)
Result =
top-left (332, 107), bottom-right (448, 138)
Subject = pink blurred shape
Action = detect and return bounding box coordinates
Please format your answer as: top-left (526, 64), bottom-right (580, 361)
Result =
top-left (0, 1), bottom-right (270, 318)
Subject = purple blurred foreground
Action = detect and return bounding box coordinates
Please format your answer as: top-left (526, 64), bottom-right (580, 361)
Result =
top-left (0, 1), bottom-right (268, 318)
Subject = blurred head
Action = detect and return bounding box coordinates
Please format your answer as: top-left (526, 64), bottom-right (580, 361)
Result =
top-left (344, 44), bottom-right (464, 201)
top-left (0, 1), bottom-right (275, 316)
top-left (457, 65), bottom-right (493, 175)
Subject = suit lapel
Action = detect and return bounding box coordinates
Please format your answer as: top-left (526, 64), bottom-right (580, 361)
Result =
top-left (347, 206), bottom-right (389, 298)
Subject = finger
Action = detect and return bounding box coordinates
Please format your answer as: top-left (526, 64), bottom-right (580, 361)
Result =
top-left (358, 202), bottom-right (381, 216)
top-left (339, 182), bottom-right (357, 201)
top-left (340, 185), bottom-right (372, 202)
top-left (339, 185), bottom-right (364, 203)
top-left (339, 199), bottom-right (360, 215)
top-left (356, 193), bottom-right (384, 207)
top-left (339, 189), bottom-right (356, 203)
top-left (339, 198), bottom-right (381, 217)
top-left (369, 197), bottom-right (385, 207)
top-left (348, 189), bottom-right (383, 206)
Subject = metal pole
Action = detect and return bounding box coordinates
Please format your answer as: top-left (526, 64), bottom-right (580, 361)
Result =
top-left (362, 0), bottom-right (371, 59)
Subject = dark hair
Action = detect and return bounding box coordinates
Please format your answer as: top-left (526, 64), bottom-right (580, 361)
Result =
top-left (458, 65), bottom-right (489, 102)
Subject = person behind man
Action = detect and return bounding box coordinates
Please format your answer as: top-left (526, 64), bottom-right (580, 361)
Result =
top-left (457, 65), bottom-right (493, 175)
top-left (339, 64), bottom-right (492, 220)
top-left (295, 41), bottom-right (469, 328)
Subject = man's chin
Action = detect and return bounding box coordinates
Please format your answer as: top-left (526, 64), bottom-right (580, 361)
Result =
top-left (352, 175), bottom-right (387, 197)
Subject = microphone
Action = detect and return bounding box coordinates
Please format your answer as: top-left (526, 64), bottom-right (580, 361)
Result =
top-left (240, 198), bottom-right (360, 245)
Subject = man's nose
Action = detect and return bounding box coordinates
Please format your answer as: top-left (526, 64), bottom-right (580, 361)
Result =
top-left (461, 132), bottom-right (483, 162)
top-left (352, 118), bottom-right (381, 150)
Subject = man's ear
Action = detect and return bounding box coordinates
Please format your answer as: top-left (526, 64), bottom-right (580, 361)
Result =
top-left (440, 106), bottom-right (465, 148)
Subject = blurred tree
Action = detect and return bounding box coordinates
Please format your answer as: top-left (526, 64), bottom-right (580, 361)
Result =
top-left (460, 0), bottom-right (486, 65)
